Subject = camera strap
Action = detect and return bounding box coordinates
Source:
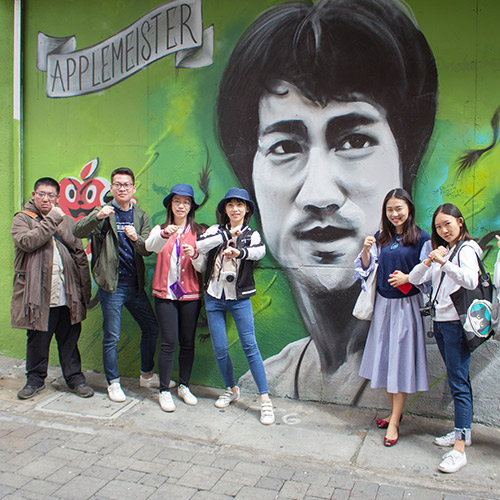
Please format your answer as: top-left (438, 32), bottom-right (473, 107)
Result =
top-left (216, 225), bottom-right (246, 283)
top-left (429, 240), bottom-right (464, 306)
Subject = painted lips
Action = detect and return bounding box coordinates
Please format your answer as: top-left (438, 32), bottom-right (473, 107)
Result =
top-left (69, 207), bottom-right (93, 219)
top-left (295, 225), bottom-right (356, 243)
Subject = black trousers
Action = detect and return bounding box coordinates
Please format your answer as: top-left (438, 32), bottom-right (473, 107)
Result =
top-left (26, 306), bottom-right (85, 389)
top-left (155, 298), bottom-right (201, 391)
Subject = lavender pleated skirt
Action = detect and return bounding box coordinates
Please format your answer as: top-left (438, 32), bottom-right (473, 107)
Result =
top-left (358, 292), bottom-right (429, 394)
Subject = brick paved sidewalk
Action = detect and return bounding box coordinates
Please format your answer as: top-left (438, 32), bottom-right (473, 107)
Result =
top-left (1, 412), bottom-right (495, 500)
top-left (0, 355), bottom-right (499, 500)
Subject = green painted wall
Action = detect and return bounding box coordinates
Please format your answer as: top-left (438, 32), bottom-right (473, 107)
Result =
top-left (0, 1), bottom-right (16, 357)
top-left (3, 0), bottom-right (310, 389)
top-left (1, 1), bottom-right (500, 419)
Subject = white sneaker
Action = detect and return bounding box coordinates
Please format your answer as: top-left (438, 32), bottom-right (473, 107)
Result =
top-left (215, 387), bottom-right (240, 408)
top-left (260, 399), bottom-right (275, 425)
top-left (159, 391), bottom-right (176, 412)
top-left (433, 431), bottom-right (472, 447)
top-left (438, 450), bottom-right (467, 473)
top-left (107, 382), bottom-right (126, 402)
top-left (139, 373), bottom-right (160, 388)
top-left (178, 384), bottom-right (197, 405)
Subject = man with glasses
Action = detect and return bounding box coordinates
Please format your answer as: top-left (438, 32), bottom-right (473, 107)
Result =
top-left (74, 168), bottom-right (159, 402)
top-left (11, 177), bottom-right (94, 399)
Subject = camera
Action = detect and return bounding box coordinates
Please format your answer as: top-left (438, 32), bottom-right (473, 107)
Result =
top-left (221, 270), bottom-right (236, 283)
top-left (419, 301), bottom-right (435, 318)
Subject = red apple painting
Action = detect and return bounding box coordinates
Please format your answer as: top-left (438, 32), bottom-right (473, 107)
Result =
top-left (59, 158), bottom-right (111, 220)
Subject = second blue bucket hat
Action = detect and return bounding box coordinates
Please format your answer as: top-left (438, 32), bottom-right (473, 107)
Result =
top-left (163, 184), bottom-right (199, 209)
top-left (217, 188), bottom-right (256, 215)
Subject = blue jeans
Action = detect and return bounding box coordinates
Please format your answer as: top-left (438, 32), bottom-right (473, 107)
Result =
top-left (205, 293), bottom-right (268, 394)
top-left (99, 285), bottom-right (159, 384)
top-left (433, 321), bottom-right (473, 441)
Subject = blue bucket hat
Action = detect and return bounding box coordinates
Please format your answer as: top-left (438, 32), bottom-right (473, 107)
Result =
top-left (163, 184), bottom-right (199, 209)
top-left (217, 188), bottom-right (256, 215)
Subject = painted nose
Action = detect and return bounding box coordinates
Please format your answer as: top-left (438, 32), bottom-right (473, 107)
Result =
top-left (295, 147), bottom-right (346, 215)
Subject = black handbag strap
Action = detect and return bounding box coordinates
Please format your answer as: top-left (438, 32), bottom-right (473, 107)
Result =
top-left (456, 245), bottom-right (489, 278)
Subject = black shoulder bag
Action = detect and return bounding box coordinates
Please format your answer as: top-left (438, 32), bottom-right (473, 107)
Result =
top-left (450, 245), bottom-right (495, 352)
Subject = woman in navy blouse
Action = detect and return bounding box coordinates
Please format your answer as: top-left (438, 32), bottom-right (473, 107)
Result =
top-left (354, 188), bottom-right (431, 447)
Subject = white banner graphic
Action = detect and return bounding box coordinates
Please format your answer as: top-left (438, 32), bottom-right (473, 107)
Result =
top-left (37, 0), bottom-right (213, 98)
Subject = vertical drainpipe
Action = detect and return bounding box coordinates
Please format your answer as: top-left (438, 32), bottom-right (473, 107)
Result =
top-left (13, 0), bottom-right (22, 211)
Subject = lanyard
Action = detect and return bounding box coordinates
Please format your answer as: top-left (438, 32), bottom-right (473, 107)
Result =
top-left (173, 225), bottom-right (188, 278)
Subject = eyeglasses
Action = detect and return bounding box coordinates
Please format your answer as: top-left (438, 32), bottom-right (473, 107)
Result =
top-left (111, 182), bottom-right (134, 190)
top-left (172, 199), bottom-right (192, 206)
top-left (35, 191), bottom-right (58, 200)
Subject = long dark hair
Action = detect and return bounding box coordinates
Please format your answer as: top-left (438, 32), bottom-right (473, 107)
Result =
top-left (378, 188), bottom-right (419, 247)
top-left (217, 0), bottom-right (438, 199)
top-left (162, 197), bottom-right (203, 235)
top-left (218, 198), bottom-right (252, 228)
top-left (431, 203), bottom-right (474, 249)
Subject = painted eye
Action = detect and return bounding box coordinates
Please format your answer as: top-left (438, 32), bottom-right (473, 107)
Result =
top-left (268, 140), bottom-right (302, 156)
top-left (65, 184), bottom-right (77, 203)
top-left (337, 134), bottom-right (375, 150)
top-left (99, 188), bottom-right (111, 204)
top-left (85, 185), bottom-right (97, 203)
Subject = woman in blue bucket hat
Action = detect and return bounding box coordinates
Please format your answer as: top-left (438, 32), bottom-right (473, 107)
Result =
top-left (192, 188), bottom-right (275, 425)
top-left (145, 184), bottom-right (204, 412)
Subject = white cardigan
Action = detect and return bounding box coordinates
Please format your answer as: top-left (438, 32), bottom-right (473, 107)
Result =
top-left (494, 246), bottom-right (500, 288)
top-left (409, 240), bottom-right (482, 321)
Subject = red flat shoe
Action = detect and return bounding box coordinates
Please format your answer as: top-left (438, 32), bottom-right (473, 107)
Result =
top-left (383, 433), bottom-right (399, 447)
top-left (376, 418), bottom-right (389, 429)
top-left (376, 414), bottom-right (403, 429)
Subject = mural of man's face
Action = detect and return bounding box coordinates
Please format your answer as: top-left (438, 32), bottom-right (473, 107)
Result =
top-left (253, 82), bottom-right (401, 293)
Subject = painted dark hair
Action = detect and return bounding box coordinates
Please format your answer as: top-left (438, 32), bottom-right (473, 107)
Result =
top-left (34, 177), bottom-right (60, 195)
top-left (163, 196), bottom-right (202, 235)
top-left (111, 167), bottom-right (135, 184)
top-left (431, 203), bottom-right (474, 249)
top-left (218, 198), bottom-right (252, 227)
top-left (217, 0), bottom-right (438, 198)
top-left (456, 104), bottom-right (500, 176)
top-left (378, 188), bottom-right (419, 247)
